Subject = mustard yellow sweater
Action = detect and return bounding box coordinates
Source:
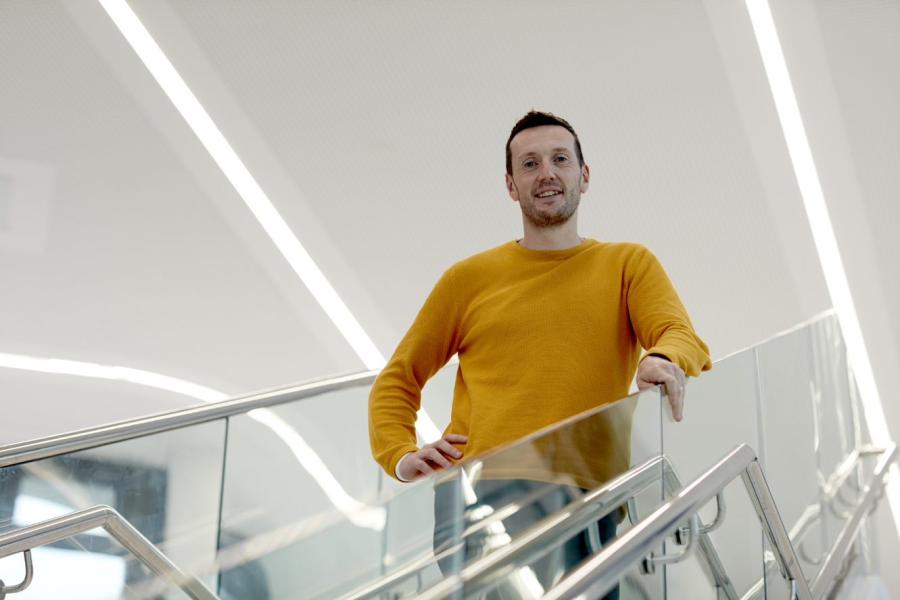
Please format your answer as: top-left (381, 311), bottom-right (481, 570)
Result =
top-left (369, 239), bottom-right (711, 482)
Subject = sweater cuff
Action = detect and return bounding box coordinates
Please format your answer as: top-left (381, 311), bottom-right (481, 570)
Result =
top-left (644, 346), bottom-right (687, 374)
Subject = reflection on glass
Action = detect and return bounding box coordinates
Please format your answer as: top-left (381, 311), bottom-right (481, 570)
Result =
top-left (216, 383), bottom-right (386, 599)
top-left (755, 312), bottom-right (880, 596)
top-left (422, 388), bottom-right (663, 599)
top-left (0, 421), bottom-right (226, 597)
top-left (756, 322), bottom-right (824, 584)
top-left (809, 315), bottom-right (863, 562)
top-left (251, 389), bottom-right (662, 599)
top-left (0, 314), bottom-right (886, 599)
top-left (661, 347), bottom-right (764, 595)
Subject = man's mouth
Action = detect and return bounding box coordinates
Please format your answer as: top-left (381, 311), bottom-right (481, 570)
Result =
top-left (536, 189), bottom-right (562, 198)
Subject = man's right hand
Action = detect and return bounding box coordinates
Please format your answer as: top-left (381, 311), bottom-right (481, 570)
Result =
top-left (397, 433), bottom-right (468, 481)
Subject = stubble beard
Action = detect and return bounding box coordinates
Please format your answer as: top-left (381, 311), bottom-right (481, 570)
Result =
top-left (520, 187), bottom-right (581, 228)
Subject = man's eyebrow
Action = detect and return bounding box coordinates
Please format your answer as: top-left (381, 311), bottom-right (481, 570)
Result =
top-left (519, 147), bottom-right (572, 159)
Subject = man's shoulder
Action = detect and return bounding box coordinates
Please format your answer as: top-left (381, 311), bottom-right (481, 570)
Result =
top-left (446, 241), bottom-right (516, 276)
top-left (596, 240), bottom-right (648, 253)
top-left (590, 240), bottom-right (652, 263)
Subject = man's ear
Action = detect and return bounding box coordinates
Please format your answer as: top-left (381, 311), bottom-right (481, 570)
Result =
top-left (506, 173), bottom-right (519, 202)
top-left (580, 163), bottom-right (591, 194)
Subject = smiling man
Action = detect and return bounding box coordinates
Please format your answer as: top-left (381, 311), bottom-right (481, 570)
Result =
top-left (368, 111), bottom-right (711, 595)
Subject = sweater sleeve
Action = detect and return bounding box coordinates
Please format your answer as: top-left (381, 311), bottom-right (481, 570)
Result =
top-left (368, 267), bottom-right (464, 478)
top-left (626, 246), bottom-right (712, 377)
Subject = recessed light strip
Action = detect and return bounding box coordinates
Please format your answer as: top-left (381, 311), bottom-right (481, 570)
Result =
top-left (96, 0), bottom-right (441, 443)
top-left (96, 0), bottom-right (381, 371)
top-left (744, 0), bottom-right (900, 534)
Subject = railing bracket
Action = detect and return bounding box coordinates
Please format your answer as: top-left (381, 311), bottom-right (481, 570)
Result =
top-left (0, 550), bottom-right (33, 598)
top-left (641, 514), bottom-right (700, 574)
top-left (676, 492), bottom-right (726, 544)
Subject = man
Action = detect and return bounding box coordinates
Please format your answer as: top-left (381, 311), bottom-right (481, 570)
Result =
top-left (369, 111), bottom-right (711, 594)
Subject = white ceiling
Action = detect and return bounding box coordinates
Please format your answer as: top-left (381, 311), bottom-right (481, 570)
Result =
top-left (0, 0), bottom-right (897, 447)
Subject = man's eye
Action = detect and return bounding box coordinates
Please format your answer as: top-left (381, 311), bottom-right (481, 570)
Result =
top-left (522, 160), bottom-right (537, 169)
top-left (554, 155), bottom-right (570, 163)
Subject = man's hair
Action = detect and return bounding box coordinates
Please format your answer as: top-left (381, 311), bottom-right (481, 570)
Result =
top-left (505, 111), bottom-right (585, 175)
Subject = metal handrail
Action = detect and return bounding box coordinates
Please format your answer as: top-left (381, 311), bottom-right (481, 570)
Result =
top-left (538, 444), bottom-right (811, 600)
top-left (0, 370), bottom-right (376, 468)
top-left (540, 443), bottom-right (896, 600)
top-left (351, 456), bottom-right (668, 600)
top-left (741, 444), bottom-right (891, 600)
top-left (810, 444), bottom-right (897, 598)
top-left (661, 469), bottom-right (735, 595)
top-left (373, 454), bottom-right (737, 600)
top-left (352, 440), bottom-right (892, 600)
top-left (0, 505), bottom-right (219, 600)
top-left (341, 480), bottom-right (573, 600)
top-left (0, 309), bottom-right (840, 471)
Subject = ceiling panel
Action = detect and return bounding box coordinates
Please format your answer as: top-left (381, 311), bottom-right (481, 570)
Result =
top-left (128, 0), bottom-right (830, 358)
top-left (0, 0), bottom-right (363, 442)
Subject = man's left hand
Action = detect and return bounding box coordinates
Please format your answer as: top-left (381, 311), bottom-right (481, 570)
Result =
top-left (637, 355), bottom-right (687, 421)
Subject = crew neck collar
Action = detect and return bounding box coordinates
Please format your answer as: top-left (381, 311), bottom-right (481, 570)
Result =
top-left (508, 238), bottom-right (598, 259)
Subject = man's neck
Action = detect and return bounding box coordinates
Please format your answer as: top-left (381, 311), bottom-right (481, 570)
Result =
top-left (518, 220), bottom-right (583, 251)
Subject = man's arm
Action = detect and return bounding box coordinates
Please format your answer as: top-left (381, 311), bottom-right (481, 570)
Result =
top-left (368, 267), bottom-right (467, 480)
top-left (626, 246), bottom-right (711, 419)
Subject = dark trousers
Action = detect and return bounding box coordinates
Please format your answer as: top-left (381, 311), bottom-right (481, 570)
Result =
top-left (433, 479), bottom-right (620, 600)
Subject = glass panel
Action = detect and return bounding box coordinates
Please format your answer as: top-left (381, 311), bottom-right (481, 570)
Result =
top-left (216, 382), bottom-right (383, 599)
top-left (810, 315), bottom-right (857, 478)
top-left (809, 314), bottom-right (863, 565)
top-left (0, 420), bottom-right (226, 597)
top-left (429, 388), bottom-right (665, 599)
top-left (756, 315), bottom-right (890, 597)
top-left (232, 389), bottom-right (664, 598)
top-left (661, 347), bottom-right (764, 596)
top-left (755, 322), bottom-right (824, 585)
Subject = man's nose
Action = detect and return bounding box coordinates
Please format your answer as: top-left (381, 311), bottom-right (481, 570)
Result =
top-left (537, 162), bottom-right (556, 181)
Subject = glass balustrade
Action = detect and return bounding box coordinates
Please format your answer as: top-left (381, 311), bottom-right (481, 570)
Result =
top-left (661, 347), bottom-right (765, 596)
top-left (0, 421), bottom-right (226, 598)
top-left (230, 388), bottom-right (663, 599)
top-left (0, 312), bottom-right (892, 599)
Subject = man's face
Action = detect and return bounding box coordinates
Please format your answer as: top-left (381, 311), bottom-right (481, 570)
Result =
top-left (506, 125), bottom-right (590, 228)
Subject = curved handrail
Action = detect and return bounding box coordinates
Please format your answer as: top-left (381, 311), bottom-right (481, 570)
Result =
top-left (421, 445), bottom-right (778, 600)
top-left (393, 453), bottom-right (739, 600)
top-left (538, 443), bottom-right (896, 600)
top-left (347, 455), bottom-right (671, 600)
top-left (741, 443), bottom-right (894, 600)
top-left (0, 370), bottom-right (376, 468)
top-left (0, 505), bottom-right (219, 600)
top-left (810, 445), bottom-right (897, 598)
top-left (540, 444), bottom-right (812, 600)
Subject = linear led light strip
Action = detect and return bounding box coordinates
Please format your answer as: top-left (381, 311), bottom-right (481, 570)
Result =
top-left (0, 352), bottom-right (385, 530)
top-left (745, 0), bottom-right (900, 535)
top-left (96, 0), bottom-right (441, 444)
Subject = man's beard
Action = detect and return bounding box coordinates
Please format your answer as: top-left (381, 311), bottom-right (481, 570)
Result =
top-left (520, 189), bottom-right (580, 228)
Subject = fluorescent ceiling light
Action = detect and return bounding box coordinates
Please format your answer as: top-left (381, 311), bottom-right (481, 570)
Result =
top-left (0, 352), bottom-right (227, 402)
top-left (745, 0), bottom-right (900, 535)
top-left (0, 352), bottom-right (384, 530)
top-left (96, 0), bottom-right (441, 443)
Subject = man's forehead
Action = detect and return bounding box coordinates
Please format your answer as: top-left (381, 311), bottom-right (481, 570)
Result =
top-left (509, 125), bottom-right (577, 156)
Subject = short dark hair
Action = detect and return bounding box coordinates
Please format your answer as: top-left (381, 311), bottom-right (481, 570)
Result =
top-left (505, 111), bottom-right (584, 175)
